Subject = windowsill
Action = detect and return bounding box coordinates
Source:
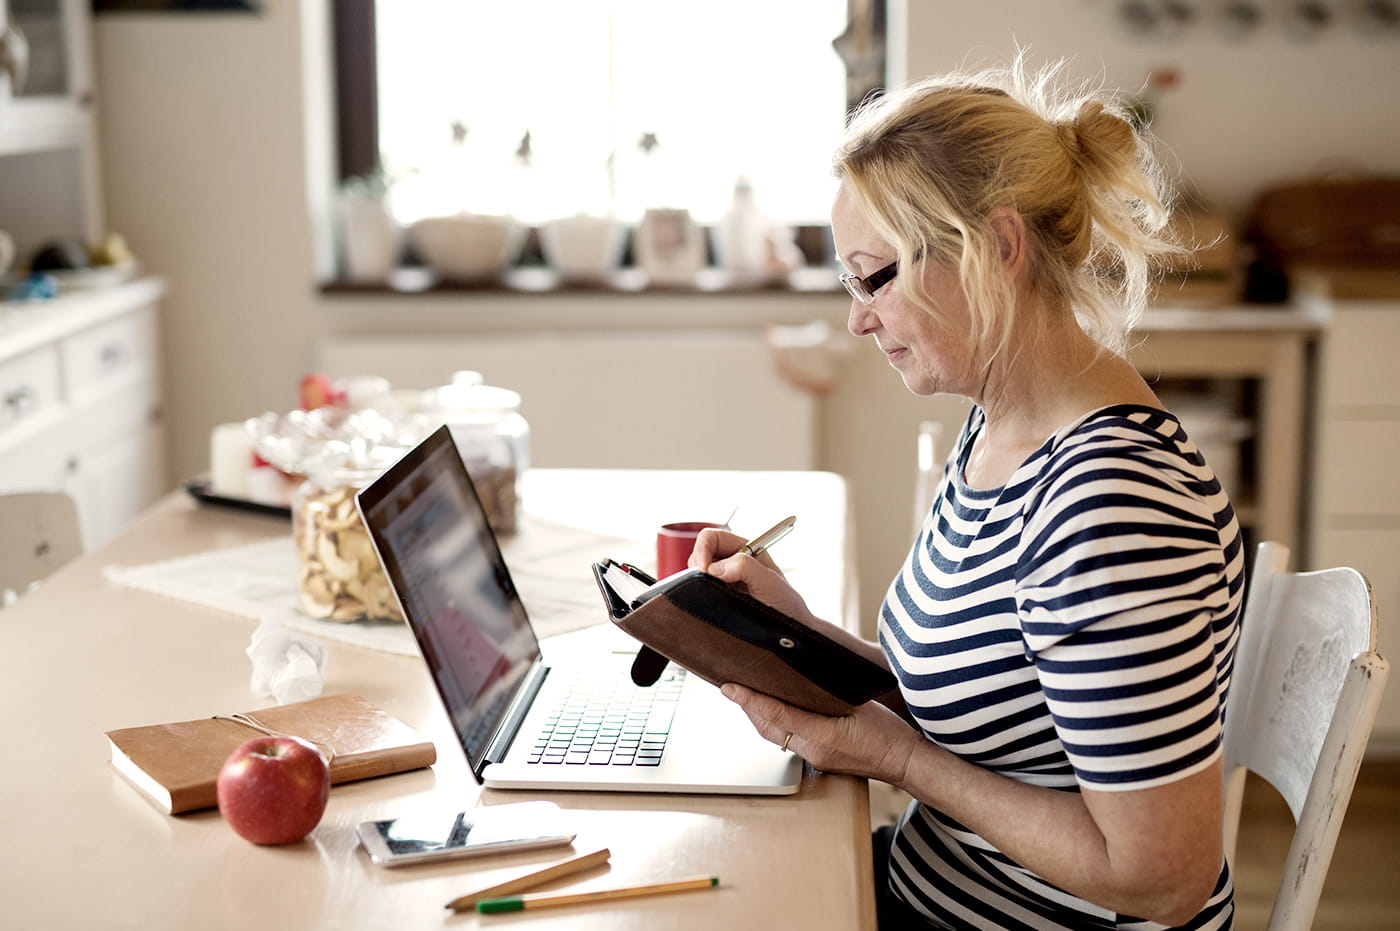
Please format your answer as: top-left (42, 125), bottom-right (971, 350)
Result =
top-left (320, 265), bottom-right (846, 298)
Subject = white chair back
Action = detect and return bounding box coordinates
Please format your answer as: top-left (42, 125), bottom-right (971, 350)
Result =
top-left (1222, 541), bottom-right (1389, 930)
top-left (0, 492), bottom-right (83, 605)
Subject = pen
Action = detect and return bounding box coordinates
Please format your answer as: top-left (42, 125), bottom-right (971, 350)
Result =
top-left (477, 874), bottom-right (720, 914)
top-left (445, 847), bottom-right (611, 912)
top-left (737, 515), bottom-right (796, 559)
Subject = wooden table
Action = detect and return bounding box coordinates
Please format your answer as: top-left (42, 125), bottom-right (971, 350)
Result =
top-left (1135, 303), bottom-right (1324, 554)
top-left (0, 469), bottom-right (874, 930)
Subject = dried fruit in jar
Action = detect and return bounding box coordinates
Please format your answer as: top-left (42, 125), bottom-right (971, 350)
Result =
top-left (293, 481), bottom-right (403, 623)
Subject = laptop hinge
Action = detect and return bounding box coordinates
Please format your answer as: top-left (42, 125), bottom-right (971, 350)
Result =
top-left (480, 662), bottom-right (549, 775)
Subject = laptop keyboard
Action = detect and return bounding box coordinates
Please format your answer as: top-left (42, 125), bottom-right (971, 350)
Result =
top-left (526, 667), bottom-right (687, 767)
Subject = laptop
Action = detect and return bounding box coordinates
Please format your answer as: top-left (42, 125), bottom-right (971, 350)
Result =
top-left (356, 425), bottom-right (803, 795)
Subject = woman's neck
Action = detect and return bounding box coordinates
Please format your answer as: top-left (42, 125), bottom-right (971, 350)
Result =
top-left (963, 315), bottom-right (1158, 490)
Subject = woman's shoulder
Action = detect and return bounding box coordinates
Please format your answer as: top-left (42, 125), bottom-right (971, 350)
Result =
top-left (1027, 403), bottom-right (1222, 515)
top-left (1045, 403), bottom-right (1192, 467)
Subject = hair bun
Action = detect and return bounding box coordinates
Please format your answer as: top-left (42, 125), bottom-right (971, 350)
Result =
top-left (1060, 100), bottom-right (1135, 177)
top-left (1055, 119), bottom-right (1084, 158)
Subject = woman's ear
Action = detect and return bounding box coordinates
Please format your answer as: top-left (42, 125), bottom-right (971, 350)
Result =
top-left (987, 207), bottom-right (1027, 272)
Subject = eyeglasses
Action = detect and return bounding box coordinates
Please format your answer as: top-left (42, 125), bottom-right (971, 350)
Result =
top-left (839, 258), bottom-right (900, 305)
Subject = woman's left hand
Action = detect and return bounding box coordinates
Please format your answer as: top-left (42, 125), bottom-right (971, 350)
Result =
top-left (720, 682), bottom-right (923, 787)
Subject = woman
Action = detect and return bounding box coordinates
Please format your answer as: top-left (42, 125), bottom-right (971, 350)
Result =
top-left (693, 58), bottom-right (1241, 929)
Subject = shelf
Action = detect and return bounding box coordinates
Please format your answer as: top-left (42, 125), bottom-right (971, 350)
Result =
top-left (321, 265), bottom-right (846, 298)
top-left (0, 119), bottom-right (84, 157)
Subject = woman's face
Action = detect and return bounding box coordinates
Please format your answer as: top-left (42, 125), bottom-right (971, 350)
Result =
top-left (832, 184), bottom-right (978, 398)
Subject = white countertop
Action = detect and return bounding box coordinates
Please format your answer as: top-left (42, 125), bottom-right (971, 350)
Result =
top-left (0, 276), bottom-right (167, 358)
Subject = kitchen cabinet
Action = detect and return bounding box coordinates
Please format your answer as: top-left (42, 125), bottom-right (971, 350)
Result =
top-left (0, 0), bottom-right (104, 263)
top-left (1304, 286), bottom-right (1400, 756)
top-left (0, 278), bottom-right (167, 549)
top-left (0, 0), bottom-right (164, 550)
top-left (1, 0), bottom-right (95, 135)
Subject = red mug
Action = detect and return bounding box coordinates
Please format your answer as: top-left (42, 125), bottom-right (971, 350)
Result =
top-left (656, 521), bottom-right (724, 578)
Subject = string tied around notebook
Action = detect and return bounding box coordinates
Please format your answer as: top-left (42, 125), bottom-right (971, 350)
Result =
top-left (213, 711), bottom-right (337, 765)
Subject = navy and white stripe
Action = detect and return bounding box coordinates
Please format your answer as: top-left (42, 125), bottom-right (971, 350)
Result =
top-left (880, 404), bottom-right (1242, 929)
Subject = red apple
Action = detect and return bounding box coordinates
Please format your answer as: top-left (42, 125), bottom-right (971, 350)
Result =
top-left (216, 735), bottom-right (330, 845)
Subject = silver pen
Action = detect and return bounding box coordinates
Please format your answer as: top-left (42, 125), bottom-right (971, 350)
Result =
top-left (737, 515), bottom-right (796, 559)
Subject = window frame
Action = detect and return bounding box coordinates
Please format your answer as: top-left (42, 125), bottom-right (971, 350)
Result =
top-left (333, 0), bottom-right (379, 184)
top-left (332, 0), bottom-right (884, 184)
top-left (327, 0), bottom-right (886, 287)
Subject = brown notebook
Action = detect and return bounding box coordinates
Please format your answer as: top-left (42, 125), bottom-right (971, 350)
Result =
top-left (105, 693), bottom-right (437, 814)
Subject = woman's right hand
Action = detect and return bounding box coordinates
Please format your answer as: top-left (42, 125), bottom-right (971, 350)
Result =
top-left (688, 527), bottom-right (819, 627)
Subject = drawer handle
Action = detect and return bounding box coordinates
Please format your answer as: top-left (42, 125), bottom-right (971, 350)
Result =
top-left (3, 385), bottom-right (34, 422)
top-left (100, 343), bottom-right (128, 369)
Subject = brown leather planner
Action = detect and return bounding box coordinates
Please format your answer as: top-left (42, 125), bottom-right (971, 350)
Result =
top-left (105, 693), bottom-right (437, 814)
top-left (592, 560), bottom-right (899, 717)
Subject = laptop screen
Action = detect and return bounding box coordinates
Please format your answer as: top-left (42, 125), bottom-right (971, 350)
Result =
top-left (356, 426), bottom-right (539, 775)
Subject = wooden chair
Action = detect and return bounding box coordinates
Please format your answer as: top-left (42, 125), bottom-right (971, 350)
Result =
top-left (1222, 541), bottom-right (1390, 930)
top-left (0, 492), bottom-right (83, 605)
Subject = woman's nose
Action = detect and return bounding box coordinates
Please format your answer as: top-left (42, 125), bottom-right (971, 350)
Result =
top-left (847, 299), bottom-right (879, 337)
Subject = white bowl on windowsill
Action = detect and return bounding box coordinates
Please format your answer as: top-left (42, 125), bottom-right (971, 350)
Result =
top-left (540, 215), bottom-right (626, 282)
top-left (409, 213), bottom-right (525, 282)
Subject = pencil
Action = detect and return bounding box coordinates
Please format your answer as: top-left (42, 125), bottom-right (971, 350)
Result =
top-left (445, 847), bottom-right (611, 912)
top-left (476, 874), bottom-right (720, 914)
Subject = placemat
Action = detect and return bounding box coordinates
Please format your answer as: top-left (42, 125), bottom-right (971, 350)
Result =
top-left (103, 515), bottom-right (645, 656)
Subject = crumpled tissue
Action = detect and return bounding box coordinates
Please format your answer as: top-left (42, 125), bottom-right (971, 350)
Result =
top-left (247, 615), bottom-right (327, 704)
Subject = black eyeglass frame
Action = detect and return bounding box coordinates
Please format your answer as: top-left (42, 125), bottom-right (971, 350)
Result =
top-left (839, 258), bottom-right (900, 305)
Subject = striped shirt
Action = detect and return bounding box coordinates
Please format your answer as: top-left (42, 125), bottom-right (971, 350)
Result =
top-left (881, 404), bottom-right (1243, 930)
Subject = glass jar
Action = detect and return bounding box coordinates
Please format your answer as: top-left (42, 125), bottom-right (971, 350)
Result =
top-left (422, 371), bottom-right (530, 535)
top-left (291, 462), bottom-right (403, 624)
top-left (249, 405), bottom-right (426, 624)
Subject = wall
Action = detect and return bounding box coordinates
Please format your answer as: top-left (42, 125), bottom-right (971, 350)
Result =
top-left (92, 1), bottom-right (330, 490)
top-left (318, 329), bottom-right (823, 471)
top-left (91, 0), bottom-right (1400, 629)
top-left (899, 1), bottom-right (1400, 218)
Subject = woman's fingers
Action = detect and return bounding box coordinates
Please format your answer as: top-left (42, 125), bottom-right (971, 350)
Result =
top-left (721, 682), bottom-right (919, 786)
top-left (722, 683), bottom-right (820, 746)
top-left (688, 527), bottom-right (748, 569)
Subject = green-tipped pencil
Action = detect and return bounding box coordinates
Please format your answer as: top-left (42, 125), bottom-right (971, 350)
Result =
top-left (477, 874), bottom-right (720, 914)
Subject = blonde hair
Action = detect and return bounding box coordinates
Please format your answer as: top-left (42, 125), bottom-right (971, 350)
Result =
top-left (833, 55), bottom-right (1185, 360)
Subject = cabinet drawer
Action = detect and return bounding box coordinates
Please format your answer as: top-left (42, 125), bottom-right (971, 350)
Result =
top-left (1323, 307), bottom-right (1400, 406)
top-left (0, 343), bottom-right (63, 439)
top-left (1315, 419), bottom-right (1400, 515)
top-left (78, 421), bottom-right (168, 548)
top-left (60, 304), bottom-right (157, 404)
top-left (0, 418), bottom-right (77, 496)
top-left (68, 376), bottom-right (161, 446)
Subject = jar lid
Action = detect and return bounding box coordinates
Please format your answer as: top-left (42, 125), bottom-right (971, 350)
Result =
top-left (422, 370), bottom-right (522, 421)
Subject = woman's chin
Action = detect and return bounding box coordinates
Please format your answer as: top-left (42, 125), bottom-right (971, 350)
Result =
top-left (899, 371), bottom-right (938, 396)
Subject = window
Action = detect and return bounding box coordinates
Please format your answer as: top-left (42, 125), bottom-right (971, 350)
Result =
top-left (335, 1), bottom-right (881, 229)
